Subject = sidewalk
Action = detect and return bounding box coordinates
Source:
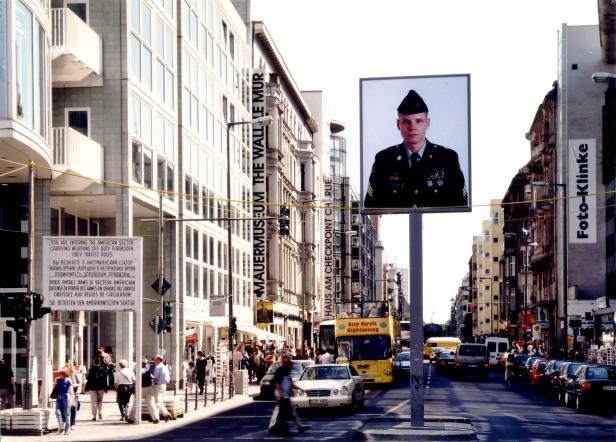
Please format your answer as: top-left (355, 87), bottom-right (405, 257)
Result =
top-left (0, 383), bottom-right (261, 441)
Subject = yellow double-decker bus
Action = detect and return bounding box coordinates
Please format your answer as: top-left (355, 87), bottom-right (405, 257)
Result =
top-left (334, 301), bottom-right (400, 385)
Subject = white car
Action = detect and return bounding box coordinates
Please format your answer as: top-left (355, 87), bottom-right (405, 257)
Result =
top-left (292, 364), bottom-right (365, 411)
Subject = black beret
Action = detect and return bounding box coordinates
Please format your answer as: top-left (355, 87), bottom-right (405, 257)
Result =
top-left (397, 90), bottom-right (428, 115)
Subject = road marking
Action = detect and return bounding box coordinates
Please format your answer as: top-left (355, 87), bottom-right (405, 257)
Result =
top-left (384, 398), bottom-right (410, 415)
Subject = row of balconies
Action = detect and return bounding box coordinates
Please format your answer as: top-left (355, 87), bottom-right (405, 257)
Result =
top-left (1, 7), bottom-right (102, 192)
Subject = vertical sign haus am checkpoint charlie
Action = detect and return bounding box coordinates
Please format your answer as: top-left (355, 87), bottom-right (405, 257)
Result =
top-left (42, 237), bottom-right (142, 310)
top-left (322, 177), bottom-right (335, 321)
top-left (252, 69), bottom-right (267, 300)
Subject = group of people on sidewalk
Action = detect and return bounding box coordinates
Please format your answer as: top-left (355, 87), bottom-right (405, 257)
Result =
top-left (51, 346), bottom-right (177, 435)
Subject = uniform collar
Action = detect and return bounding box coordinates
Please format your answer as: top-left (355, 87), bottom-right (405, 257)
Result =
top-left (404, 139), bottom-right (427, 161)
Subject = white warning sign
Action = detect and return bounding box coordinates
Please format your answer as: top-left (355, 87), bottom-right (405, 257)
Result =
top-left (42, 237), bottom-right (142, 311)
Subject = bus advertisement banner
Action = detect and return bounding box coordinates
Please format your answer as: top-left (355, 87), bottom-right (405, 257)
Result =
top-left (336, 318), bottom-right (390, 336)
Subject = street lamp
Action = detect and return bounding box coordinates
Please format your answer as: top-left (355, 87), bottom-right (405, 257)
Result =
top-left (226, 115), bottom-right (272, 397)
top-left (532, 181), bottom-right (568, 351)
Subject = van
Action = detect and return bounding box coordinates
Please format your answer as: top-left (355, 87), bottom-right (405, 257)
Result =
top-left (454, 343), bottom-right (489, 380)
top-left (485, 337), bottom-right (510, 367)
top-left (423, 337), bottom-right (462, 361)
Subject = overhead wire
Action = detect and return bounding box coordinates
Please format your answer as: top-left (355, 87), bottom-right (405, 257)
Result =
top-left (2, 157), bottom-right (615, 218)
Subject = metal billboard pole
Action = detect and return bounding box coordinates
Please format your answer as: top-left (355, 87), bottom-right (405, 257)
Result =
top-left (409, 212), bottom-right (424, 426)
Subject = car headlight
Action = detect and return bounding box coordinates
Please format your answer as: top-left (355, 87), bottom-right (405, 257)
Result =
top-left (333, 388), bottom-right (340, 395)
top-left (340, 386), bottom-right (349, 395)
top-left (384, 369), bottom-right (391, 375)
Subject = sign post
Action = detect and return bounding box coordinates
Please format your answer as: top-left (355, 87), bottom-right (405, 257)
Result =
top-left (43, 236), bottom-right (143, 423)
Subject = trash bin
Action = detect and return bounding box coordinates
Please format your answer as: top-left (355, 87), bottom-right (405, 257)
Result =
top-left (234, 370), bottom-right (248, 395)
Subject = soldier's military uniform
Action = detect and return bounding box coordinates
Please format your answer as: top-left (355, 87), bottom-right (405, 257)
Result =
top-left (364, 139), bottom-right (467, 209)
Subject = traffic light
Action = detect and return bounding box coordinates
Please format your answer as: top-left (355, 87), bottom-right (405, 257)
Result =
top-left (229, 316), bottom-right (237, 337)
top-left (279, 205), bottom-right (290, 236)
top-left (31, 292), bottom-right (51, 320)
top-left (0, 294), bottom-right (19, 317)
top-left (16, 293), bottom-right (31, 318)
top-left (163, 301), bottom-right (173, 333)
top-left (6, 318), bottom-right (27, 334)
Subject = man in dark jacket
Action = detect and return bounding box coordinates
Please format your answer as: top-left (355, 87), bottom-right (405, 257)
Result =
top-left (195, 351), bottom-right (207, 395)
top-left (364, 90), bottom-right (467, 210)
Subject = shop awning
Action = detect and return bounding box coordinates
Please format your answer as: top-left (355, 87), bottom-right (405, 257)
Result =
top-left (237, 324), bottom-right (285, 342)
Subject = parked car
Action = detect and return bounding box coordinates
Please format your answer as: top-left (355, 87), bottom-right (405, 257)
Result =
top-left (393, 351), bottom-right (410, 378)
top-left (550, 361), bottom-right (584, 403)
top-left (529, 359), bottom-right (549, 388)
top-left (435, 349), bottom-right (456, 374)
top-left (537, 360), bottom-right (565, 394)
top-left (521, 356), bottom-right (540, 385)
top-left (454, 343), bottom-right (489, 380)
top-left (293, 364), bottom-right (365, 412)
top-left (512, 354), bottom-right (530, 380)
top-left (259, 359), bottom-right (314, 399)
top-left (564, 364), bottom-right (616, 413)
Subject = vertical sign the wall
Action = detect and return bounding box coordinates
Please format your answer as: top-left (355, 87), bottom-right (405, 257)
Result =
top-left (568, 139), bottom-right (596, 244)
top-left (252, 69), bottom-right (267, 299)
top-left (322, 178), bottom-right (335, 320)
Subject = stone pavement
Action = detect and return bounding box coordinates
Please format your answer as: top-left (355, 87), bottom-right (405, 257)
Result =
top-left (0, 383), bottom-right (261, 441)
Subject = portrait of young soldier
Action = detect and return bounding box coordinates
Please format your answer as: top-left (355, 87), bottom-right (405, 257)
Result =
top-left (364, 90), bottom-right (468, 210)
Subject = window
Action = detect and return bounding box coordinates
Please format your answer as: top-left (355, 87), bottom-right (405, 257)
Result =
top-left (67, 1), bottom-right (88, 23)
top-left (15, 1), bottom-right (45, 136)
top-left (66, 109), bottom-right (89, 136)
top-left (132, 141), bottom-right (142, 183)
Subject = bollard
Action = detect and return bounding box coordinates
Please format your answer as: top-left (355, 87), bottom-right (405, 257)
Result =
top-left (185, 387), bottom-right (188, 414)
top-left (204, 379), bottom-right (208, 407)
top-left (194, 385), bottom-right (198, 411)
top-left (213, 379), bottom-right (217, 404)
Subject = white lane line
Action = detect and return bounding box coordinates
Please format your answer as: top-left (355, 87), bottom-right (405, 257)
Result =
top-left (384, 398), bottom-right (410, 415)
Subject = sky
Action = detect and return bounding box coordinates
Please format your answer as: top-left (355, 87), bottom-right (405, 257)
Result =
top-left (251, 0), bottom-right (600, 324)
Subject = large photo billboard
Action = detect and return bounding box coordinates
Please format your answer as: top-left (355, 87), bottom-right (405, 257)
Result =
top-left (361, 74), bottom-right (471, 214)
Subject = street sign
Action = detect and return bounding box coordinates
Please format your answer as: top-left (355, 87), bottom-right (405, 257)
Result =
top-left (151, 277), bottom-right (171, 295)
top-left (532, 324), bottom-right (541, 340)
top-left (149, 316), bottom-right (166, 334)
top-left (43, 237), bottom-right (141, 311)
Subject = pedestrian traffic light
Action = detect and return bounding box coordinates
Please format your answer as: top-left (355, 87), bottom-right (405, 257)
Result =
top-left (6, 318), bottom-right (27, 334)
top-left (31, 292), bottom-right (51, 320)
top-left (163, 301), bottom-right (173, 333)
top-left (229, 316), bottom-right (237, 337)
top-left (279, 205), bottom-right (290, 236)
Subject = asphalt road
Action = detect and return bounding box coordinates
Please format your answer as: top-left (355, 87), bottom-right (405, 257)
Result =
top-left (425, 363), bottom-right (616, 441)
top-left (131, 362), bottom-right (616, 441)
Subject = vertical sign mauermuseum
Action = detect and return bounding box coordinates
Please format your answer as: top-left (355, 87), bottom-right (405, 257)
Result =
top-left (252, 69), bottom-right (267, 299)
top-left (568, 139), bottom-right (596, 244)
top-left (322, 178), bottom-right (335, 320)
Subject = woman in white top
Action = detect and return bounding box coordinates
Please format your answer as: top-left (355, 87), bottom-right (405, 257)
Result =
top-left (114, 360), bottom-right (136, 421)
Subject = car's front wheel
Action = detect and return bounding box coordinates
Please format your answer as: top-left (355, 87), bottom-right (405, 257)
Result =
top-left (355, 392), bottom-right (365, 411)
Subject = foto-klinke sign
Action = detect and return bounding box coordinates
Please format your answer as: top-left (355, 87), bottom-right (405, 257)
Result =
top-left (338, 319), bottom-right (389, 335)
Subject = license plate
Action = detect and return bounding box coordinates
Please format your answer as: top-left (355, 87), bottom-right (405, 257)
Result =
top-left (603, 386), bottom-right (616, 391)
top-left (467, 364), bottom-right (477, 368)
top-left (309, 399), bottom-right (328, 406)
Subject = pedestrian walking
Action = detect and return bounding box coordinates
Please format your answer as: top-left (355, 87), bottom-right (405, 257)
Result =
top-left (268, 355), bottom-right (309, 436)
top-left (85, 357), bottom-right (108, 421)
top-left (185, 361), bottom-right (196, 394)
top-left (0, 359), bottom-right (16, 410)
top-left (127, 359), bottom-right (157, 424)
top-left (319, 348), bottom-right (335, 364)
top-left (64, 363), bottom-right (82, 430)
top-left (114, 359), bottom-right (136, 421)
top-left (152, 355), bottom-right (175, 422)
top-left (53, 368), bottom-right (74, 435)
top-left (195, 351), bottom-right (207, 394)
